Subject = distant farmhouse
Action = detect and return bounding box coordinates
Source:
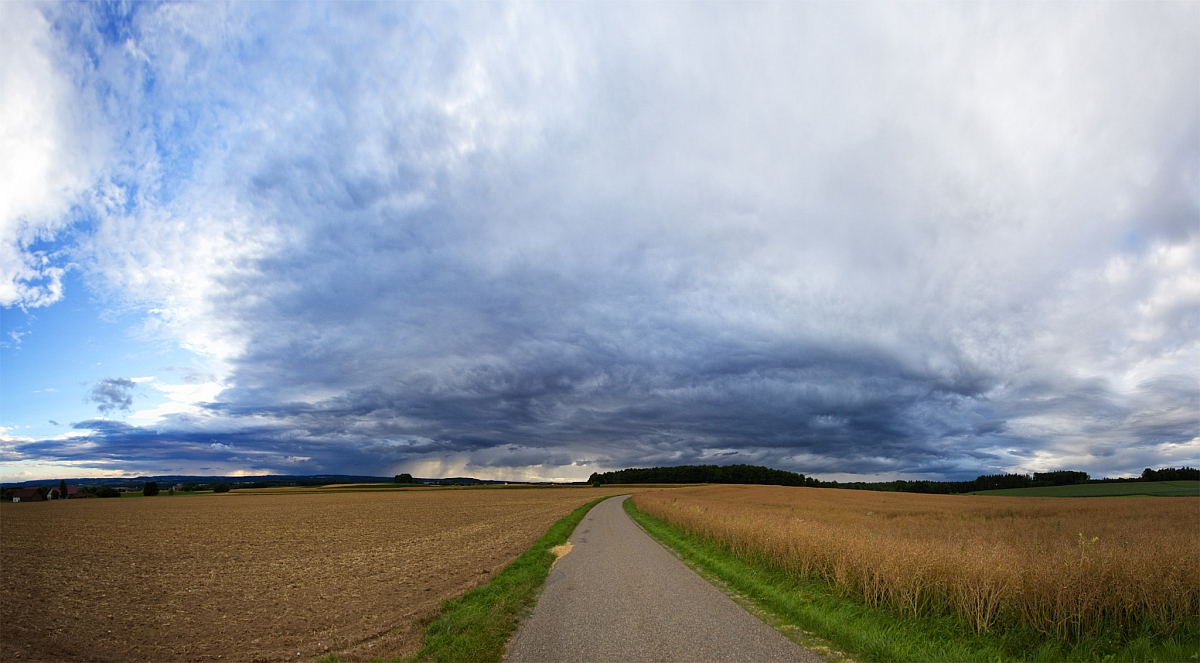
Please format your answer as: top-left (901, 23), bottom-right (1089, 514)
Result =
top-left (9, 485), bottom-right (95, 502)
top-left (65, 486), bottom-right (94, 498)
top-left (11, 488), bottom-right (44, 502)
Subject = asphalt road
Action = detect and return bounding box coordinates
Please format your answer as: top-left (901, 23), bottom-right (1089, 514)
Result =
top-left (505, 495), bottom-right (825, 662)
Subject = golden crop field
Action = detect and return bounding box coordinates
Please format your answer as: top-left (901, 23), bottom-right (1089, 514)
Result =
top-left (1, 486), bottom-right (634, 662)
top-left (632, 485), bottom-right (1199, 640)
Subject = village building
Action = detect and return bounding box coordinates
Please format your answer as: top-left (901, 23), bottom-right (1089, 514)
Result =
top-left (12, 488), bottom-right (44, 502)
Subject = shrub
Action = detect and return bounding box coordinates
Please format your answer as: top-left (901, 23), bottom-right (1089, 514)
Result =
top-left (212, 483), bottom-right (232, 493)
top-left (143, 481), bottom-right (160, 496)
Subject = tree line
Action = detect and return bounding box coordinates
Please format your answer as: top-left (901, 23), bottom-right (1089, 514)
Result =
top-left (588, 464), bottom-right (1198, 494)
top-left (589, 464), bottom-right (814, 486)
top-left (1140, 467), bottom-right (1199, 482)
top-left (827, 470), bottom-right (1096, 495)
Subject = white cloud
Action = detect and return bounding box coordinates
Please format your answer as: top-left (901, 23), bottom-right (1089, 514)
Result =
top-left (5, 3), bottom-right (1197, 479)
top-left (0, 3), bottom-right (105, 308)
top-left (128, 378), bottom-right (225, 424)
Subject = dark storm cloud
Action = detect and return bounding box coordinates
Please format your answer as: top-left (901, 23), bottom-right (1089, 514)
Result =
top-left (87, 378), bottom-right (137, 415)
top-left (7, 2), bottom-right (1197, 480)
top-left (188, 341), bottom-right (1043, 478)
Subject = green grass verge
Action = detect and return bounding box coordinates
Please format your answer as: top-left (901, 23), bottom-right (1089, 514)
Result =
top-left (402, 495), bottom-right (612, 663)
top-left (970, 481), bottom-right (1199, 498)
top-left (623, 498), bottom-right (1200, 662)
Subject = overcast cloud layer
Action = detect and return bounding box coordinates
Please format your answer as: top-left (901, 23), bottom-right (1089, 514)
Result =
top-left (2, 2), bottom-right (1197, 481)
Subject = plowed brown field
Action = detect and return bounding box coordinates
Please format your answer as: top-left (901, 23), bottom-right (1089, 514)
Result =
top-left (2, 486), bottom-right (634, 662)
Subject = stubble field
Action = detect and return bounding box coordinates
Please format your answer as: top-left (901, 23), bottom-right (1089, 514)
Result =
top-left (1, 486), bottom-right (633, 662)
top-left (633, 485), bottom-right (1199, 642)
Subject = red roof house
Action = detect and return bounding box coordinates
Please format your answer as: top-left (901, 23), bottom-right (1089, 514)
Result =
top-left (12, 488), bottom-right (44, 502)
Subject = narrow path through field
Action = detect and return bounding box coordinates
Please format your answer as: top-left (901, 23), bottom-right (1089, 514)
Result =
top-left (505, 495), bottom-right (824, 662)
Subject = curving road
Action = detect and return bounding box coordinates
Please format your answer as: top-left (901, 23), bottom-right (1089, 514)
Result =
top-left (505, 495), bottom-right (825, 662)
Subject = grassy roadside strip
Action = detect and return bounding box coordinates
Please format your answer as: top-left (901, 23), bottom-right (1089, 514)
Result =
top-left (400, 495), bottom-right (613, 662)
top-left (623, 498), bottom-right (1199, 663)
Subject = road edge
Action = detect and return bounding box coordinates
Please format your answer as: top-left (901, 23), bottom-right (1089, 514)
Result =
top-left (621, 496), bottom-right (849, 663)
top-left (405, 494), bottom-right (616, 663)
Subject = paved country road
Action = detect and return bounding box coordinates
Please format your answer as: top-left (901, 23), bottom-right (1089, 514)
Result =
top-left (505, 495), bottom-right (825, 662)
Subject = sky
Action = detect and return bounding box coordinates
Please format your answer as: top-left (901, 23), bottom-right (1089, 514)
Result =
top-left (1, 2), bottom-right (1197, 483)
